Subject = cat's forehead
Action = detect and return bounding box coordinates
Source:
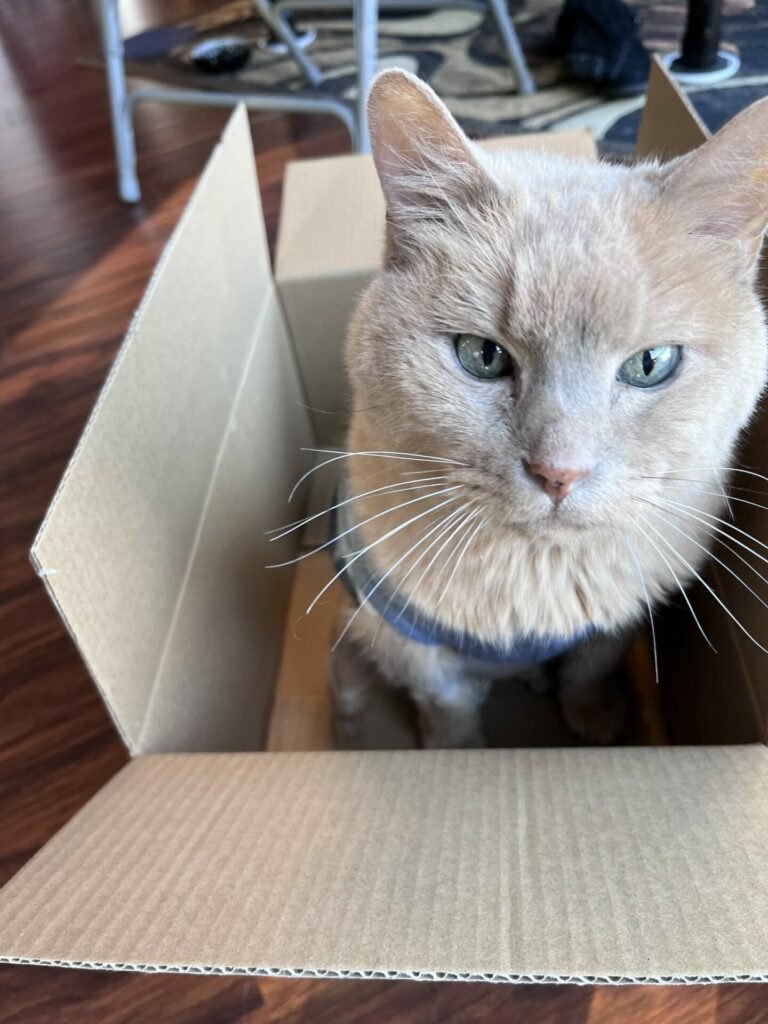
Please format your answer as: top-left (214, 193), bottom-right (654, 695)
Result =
top-left (472, 155), bottom-right (668, 347)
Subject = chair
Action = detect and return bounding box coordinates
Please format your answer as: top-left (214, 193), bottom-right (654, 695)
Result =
top-left (97, 0), bottom-right (535, 202)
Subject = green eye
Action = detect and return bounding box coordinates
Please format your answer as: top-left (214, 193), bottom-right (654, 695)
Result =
top-left (617, 345), bottom-right (682, 388)
top-left (455, 334), bottom-right (512, 380)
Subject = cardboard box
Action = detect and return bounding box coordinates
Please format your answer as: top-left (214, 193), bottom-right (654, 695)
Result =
top-left (1, 60), bottom-right (767, 984)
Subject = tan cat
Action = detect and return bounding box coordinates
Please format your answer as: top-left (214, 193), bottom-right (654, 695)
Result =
top-left (325, 70), bottom-right (768, 747)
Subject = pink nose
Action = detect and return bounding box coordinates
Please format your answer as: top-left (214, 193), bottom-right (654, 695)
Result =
top-left (526, 461), bottom-right (591, 504)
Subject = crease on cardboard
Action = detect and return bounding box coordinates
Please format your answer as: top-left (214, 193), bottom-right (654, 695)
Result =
top-left (135, 294), bottom-right (272, 752)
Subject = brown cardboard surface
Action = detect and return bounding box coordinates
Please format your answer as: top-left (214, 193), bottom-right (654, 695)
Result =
top-left (139, 288), bottom-right (312, 752)
top-left (636, 57), bottom-right (709, 163)
top-left (30, 107), bottom-right (311, 753)
top-left (275, 131), bottom-right (596, 441)
top-left (2, 748), bottom-right (768, 981)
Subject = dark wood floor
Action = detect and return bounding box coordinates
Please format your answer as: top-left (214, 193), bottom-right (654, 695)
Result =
top-left (1, 1), bottom-right (766, 1020)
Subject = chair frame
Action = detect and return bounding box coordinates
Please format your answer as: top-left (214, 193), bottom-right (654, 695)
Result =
top-left (97, 0), bottom-right (534, 202)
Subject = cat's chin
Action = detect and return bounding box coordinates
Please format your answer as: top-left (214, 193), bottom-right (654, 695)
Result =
top-left (507, 502), bottom-right (608, 535)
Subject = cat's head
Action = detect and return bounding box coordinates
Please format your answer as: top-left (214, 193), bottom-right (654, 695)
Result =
top-left (347, 71), bottom-right (768, 544)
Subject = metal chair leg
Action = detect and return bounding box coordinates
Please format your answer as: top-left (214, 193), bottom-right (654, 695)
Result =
top-left (249, 0), bottom-right (323, 86)
top-left (99, 0), bottom-right (141, 203)
top-left (486, 0), bottom-right (536, 95)
top-left (354, 0), bottom-right (378, 153)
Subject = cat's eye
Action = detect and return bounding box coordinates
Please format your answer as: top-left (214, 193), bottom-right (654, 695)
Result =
top-left (455, 334), bottom-right (513, 380)
top-left (617, 345), bottom-right (682, 388)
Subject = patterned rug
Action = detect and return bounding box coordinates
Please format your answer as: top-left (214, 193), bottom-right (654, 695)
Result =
top-left (97, 0), bottom-right (768, 155)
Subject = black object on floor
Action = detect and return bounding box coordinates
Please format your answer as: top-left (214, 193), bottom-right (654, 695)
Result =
top-left (555, 0), bottom-right (651, 97)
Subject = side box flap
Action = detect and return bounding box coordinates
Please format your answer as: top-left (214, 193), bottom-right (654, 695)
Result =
top-left (637, 58), bottom-right (768, 742)
top-left (636, 56), bottom-right (709, 162)
top-left (1, 748), bottom-right (767, 982)
top-left (30, 107), bottom-right (311, 754)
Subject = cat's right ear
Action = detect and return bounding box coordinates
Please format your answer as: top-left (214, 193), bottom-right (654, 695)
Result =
top-left (659, 96), bottom-right (768, 266)
top-left (367, 70), bottom-right (495, 250)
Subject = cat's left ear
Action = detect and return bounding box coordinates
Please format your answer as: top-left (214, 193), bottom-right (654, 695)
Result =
top-left (660, 97), bottom-right (768, 263)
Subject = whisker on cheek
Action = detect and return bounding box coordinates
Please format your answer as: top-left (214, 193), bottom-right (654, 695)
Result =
top-left (266, 476), bottom-right (451, 540)
top-left (631, 509), bottom-right (716, 652)
top-left (288, 449), bottom-right (465, 503)
top-left (623, 534), bottom-right (659, 686)
top-left (641, 504), bottom-right (768, 613)
top-left (634, 504), bottom-right (768, 655)
top-left (267, 486), bottom-right (461, 569)
top-left (332, 500), bottom-right (467, 652)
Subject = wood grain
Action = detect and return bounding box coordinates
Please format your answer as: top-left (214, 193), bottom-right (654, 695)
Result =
top-left (1, 1), bottom-right (766, 1020)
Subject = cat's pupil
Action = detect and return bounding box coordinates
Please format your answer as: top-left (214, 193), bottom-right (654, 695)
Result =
top-left (482, 340), bottom-right (497, 366)
top-left (642, 350), bottom-right (655, 376)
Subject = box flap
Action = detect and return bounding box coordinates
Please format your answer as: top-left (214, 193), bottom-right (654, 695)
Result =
top-left (275, 131), bottom-right (597, 284)
top-left (636, 57), bottom-right (709, 162)
top-left (31, 107), bottom-right (311, 753)
top-left (2, 748), bottom-right (767, 982)
top-left (636, 59), bottom-right (768, 741)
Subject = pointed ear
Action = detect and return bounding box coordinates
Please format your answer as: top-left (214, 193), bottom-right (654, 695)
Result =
top-left (661, 96), bottom-right (768, 261)
top-left (367, 69), bottom-right (495, 240)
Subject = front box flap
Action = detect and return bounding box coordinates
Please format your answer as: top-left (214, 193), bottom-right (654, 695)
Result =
top-left (1, 748), bottom-right (767, 982)
top-left (30, 107), bottom-right (311, 753)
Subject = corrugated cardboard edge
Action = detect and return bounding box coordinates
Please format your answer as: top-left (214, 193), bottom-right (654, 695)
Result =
top-left (1, 958), bottom-right (765, 984)
top-left (28, 107), bottom-right (255, 756)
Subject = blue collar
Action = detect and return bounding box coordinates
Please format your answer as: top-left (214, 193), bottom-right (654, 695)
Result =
top-left (329, 475), bottom-right (594, 665)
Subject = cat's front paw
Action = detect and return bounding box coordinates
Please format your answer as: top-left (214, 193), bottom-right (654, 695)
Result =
top-left (559, 680), bottom-right (627, 744)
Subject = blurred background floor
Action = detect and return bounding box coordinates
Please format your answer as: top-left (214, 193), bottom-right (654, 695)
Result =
top-left (1, 1), bottom-right (767, 1020)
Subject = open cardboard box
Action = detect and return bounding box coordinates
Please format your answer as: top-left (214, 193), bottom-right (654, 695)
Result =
top-left (1, 60), bottom-right (767, 984)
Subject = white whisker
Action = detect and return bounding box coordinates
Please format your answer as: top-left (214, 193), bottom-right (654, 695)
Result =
top-left (306, 494), bottom-right (460, 616)
top-left (623, 535), bottom-right (659, 685)
top-left (368, 505), bottom-right (472, 648)
top-left (288, 449), bottom-right (462, 503)
top-left (436, 515), bottom-right (486, 609)
top-left (663, 466), bottom-right (768, 487)
top-left (267, 486), bottom-right (460, 569)
top-left (331, 502), bottom-right (467, 651)
top-left (655, 496), bottom-right (768, 556)
top-left (638, 512), bottom-right (768, 655)
top-left (642, 495), bottom-right (768, 578)
top-left (266, 476), bottom-right (450, 540)
top-left (632, 512), bottom-right (716, 652)
top-left (653, 486), bottom-right (768, 515)
top-left (387, 507), bottom-right (479, 634)
top-left (643, 505), bottom-right (768, 612)
top-left (641, 474), bottom-right (768, 497)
